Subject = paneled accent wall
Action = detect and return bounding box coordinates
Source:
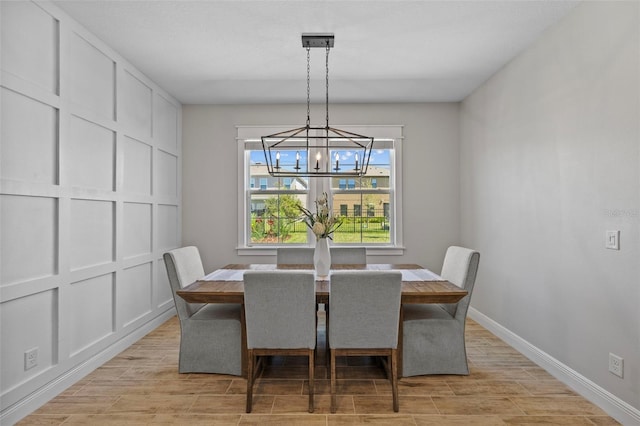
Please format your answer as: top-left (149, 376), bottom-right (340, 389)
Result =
top-left (0, 1), bottom-right (181, 421)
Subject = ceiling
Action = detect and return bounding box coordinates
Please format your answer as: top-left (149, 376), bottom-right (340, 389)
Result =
top-left (52, 0), bottom-right (579, 105)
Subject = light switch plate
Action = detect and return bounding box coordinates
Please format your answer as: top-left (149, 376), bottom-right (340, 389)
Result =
top-left (606, 230), bottom-right (620, 250)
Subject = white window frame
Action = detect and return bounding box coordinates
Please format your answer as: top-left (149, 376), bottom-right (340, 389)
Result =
top-left (237, 125), bottom-right (404, 256)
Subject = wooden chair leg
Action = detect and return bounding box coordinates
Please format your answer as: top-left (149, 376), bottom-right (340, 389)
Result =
top-left (391, 349), bottom-right (399, 412)
top-left (330, 348), bottom-right (337, 413)
top-left (246, 349), bottom-right (254, 413)
top-left (325, 304), bottom-right (330, 377)
top-left (308, 349), bottom-right (315, 413)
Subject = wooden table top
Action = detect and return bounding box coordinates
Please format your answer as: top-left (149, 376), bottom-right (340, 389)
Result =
top-left (177, 264), bottom-right (468, 305)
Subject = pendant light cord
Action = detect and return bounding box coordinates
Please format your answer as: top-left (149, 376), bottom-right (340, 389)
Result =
top-left (306, 46), bottom-right (311, 128)
top-left (325, 41), bottom-right (330, 129)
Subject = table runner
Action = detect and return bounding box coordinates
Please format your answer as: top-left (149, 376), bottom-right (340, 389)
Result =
top-left (201, 267), bottom-right (444, 282)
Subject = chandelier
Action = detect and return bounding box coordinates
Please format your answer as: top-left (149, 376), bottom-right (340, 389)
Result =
top-left (261, 34), bottom-right (374, 177)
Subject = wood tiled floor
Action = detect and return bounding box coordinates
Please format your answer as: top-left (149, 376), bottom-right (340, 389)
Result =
top-left (19, 315), bottom-right (620, 425)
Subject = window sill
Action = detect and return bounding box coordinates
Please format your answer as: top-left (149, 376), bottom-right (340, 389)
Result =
top-left (236, 245), bottom-right (406, 257)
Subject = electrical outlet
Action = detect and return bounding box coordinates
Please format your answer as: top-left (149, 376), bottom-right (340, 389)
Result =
top-left (24, 347), bottom-right (38, 370)
top-left (606, 230), bottom-right (620, 250)
top-left (609, 353), bottom-right (623, 378)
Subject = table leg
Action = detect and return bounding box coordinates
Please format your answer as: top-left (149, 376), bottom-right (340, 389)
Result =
top-left (397, 304), bottom-right (404, 378)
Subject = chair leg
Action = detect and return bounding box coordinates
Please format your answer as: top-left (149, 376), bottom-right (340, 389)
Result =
top-left (308, 348), bottom-right (315, 413)
top-left (330, 348), bottom-right (337, 413)
top-left (391, 348), bottom-right (399, 412)
top-left (325, 304), bottom-right (330, 377)
top-left (246, 349), bottom-right (254, 413)
top-left (315, 306), bottom-right (319, 366)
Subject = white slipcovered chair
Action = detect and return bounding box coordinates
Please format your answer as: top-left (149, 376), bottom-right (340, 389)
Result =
top-left (328, 271), bottom-right (402, 413)
top-left (163, 246), bottom-right (242, 375)
top-left (243, 271), bottom-right (317, 413)
top-left (402, 246), bottom-right (480, 376)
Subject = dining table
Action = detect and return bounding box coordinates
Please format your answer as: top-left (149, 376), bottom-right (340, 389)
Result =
top-left (177, 263), bottom-right (468, 377)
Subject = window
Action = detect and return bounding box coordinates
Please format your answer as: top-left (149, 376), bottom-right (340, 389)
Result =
top-left (246, 154), bottom-right (309, 245)
top-left (238, 125), bottom-right (403, 251)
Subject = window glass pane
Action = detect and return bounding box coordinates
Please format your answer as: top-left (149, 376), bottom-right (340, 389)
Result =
top-left (250, 193), bottom-right (308, 244)
top-left (250, 150), bottom-right (309, 189)
top-left (331, 193), bottom-right (390, 243)
top-left (365, 149), bottom-right (390, 189)
top-left (329, 149), bottom-right (391, 190)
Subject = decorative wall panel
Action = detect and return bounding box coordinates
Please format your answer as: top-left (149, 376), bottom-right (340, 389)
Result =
top-left (123, 202), bottom-right (152, 258)
top-left (0, 195), bottom-right (57, 286)
top-left (0, 289), bottom-right (57, 392)
top-left (123, 136), bottom-right (152, 195)
top-left (119, 263), bottom-right (152, 327)
top-left (68, 33), bottom-right (114, 120)
top-left (156, 151), bottom-right (178, 197)
top-left (1, 88), bottom-right (58, 184)
top-left (120, 70), bottom-right (152, 139)
top-left (68, 274), bottom-right (114, 356)
top-left (0, 1), bottom-right (57, 93)
top-left (155, 260), bottom-right (173, 308)
top-left (0, 1), bottom-right (181, 421)
top-left (154, 94), bottom-right (178, 152)
top-left (67, 115), bottom-right (115, 190)
top-left (69, 199), bottom-right (114, 270)
top-left (157, 204), bottom-right (179, 252)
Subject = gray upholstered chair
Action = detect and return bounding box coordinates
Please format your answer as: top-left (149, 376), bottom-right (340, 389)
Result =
top-left (277, 247), bottom-right (366, 265)
top-left (330, 247), bottom-right (366, 264)
top-left (163, 246), bottom-right (242, 376)
top-left (402, 246), bottom-right (480, 376)
top-left (328, 271), bottom-right (402, 413)
top-left (276, 247), bottom-right (313, 264)
top-left (243, 271), bottom-right (317, 413)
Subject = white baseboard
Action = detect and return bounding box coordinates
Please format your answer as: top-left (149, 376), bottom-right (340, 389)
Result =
top-left (1, 309), bottom-right (176, 426)
top-left (468, 307), bottom-right (640, 425)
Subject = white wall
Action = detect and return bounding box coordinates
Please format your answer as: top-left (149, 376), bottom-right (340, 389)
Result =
top-left (460, 1), bottom-right (639, 420)
top-left (182, 103), bottom-right (460, 272)
top-left (0, 1), bottom-right (182, 423)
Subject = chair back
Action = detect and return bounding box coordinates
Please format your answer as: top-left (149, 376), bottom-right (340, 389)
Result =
top-left (329, 271), bottom-right (402, 349)
top-left (440, 246), bottom-right (480, 319)
top-left (277, 247), bottom-right (314, 265)
top-left (163, 246), bottom-right (205, 319)
top-left (331, 247), bottom-right (366, 264)
top-left (243, 271), bottom-right (316, 349)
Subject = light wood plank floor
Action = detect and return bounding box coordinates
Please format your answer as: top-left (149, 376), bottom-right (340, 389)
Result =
top-left (19, 314), bottom-right (619, 425)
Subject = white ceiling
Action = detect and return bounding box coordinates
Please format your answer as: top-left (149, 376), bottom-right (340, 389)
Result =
top-left (52, 0), bottom-right (579, 105)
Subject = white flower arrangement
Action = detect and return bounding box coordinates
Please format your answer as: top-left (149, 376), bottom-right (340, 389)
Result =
top-left (298, 192), bottom-right (342, 240)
